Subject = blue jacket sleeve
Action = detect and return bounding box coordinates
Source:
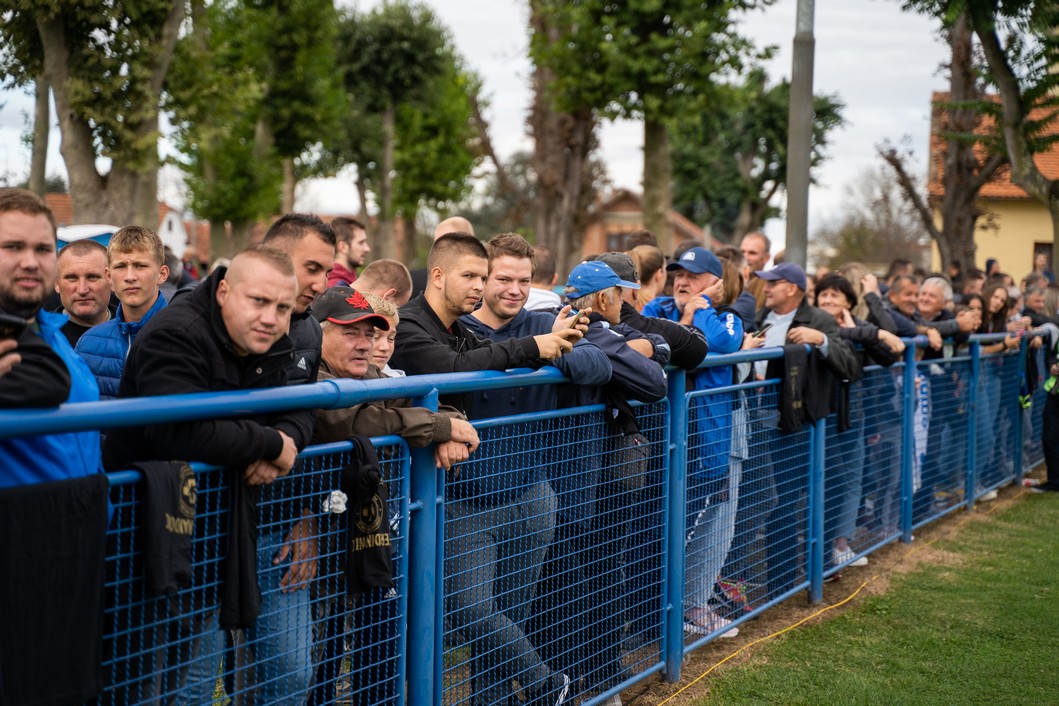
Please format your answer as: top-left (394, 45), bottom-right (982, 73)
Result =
top-left (692, 299), bottom-right (743, 355)
top-left (586, 324), bottom-right (667, 402)
top-left (551, 338), bottom-right (612, 386)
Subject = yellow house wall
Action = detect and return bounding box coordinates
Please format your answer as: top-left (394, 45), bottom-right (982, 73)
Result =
top-left (930, 199), bottom-right (1053, 275)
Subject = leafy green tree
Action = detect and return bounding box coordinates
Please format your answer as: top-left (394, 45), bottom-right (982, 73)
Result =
top-left (534, 0), bottom-right (773, 253)
top-left (670, 69), bottom-right (844, 243)
top-left (0, 0), bottom-right (187, 225)
top-left (335, 1), bottom-right (450, 261)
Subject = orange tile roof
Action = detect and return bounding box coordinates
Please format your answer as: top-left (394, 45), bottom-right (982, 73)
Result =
top-left (928, 91), bottom-right (1059, 200)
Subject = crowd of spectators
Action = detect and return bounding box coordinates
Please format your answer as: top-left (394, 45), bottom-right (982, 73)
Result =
top-left (2, 184), bottom-right (1058, 705)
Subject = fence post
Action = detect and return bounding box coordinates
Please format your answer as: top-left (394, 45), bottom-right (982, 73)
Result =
top-left (965, 342), bottom-right (980, 511)
top-left (1014, 341), bottom-right (1029, 480)
top-left (664, 370), bottom-right (688, 682)
top-left (808, 417), bottom-right (826, 604)
top-left (900, 342), bottom-right (917, 542)
top-left (407, 389), bottom-right (440, 705)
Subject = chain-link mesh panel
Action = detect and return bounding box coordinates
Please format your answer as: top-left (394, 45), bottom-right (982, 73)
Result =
top-left (977, 352), bottom-right (1021, 494)
top-left (441, 402), bottom-right (668, 706)
top-left (825, 365), bottom-right (906, 568)
top-left (705, 382), bottom-right (811, 638)
top-left (97, 440), bottom-right (409, 706)
top-left (911, 358), bottom-right (971, 527)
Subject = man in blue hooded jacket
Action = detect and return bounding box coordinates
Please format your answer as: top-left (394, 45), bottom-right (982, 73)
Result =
top-left (76, 224), bottom-right (169, 399)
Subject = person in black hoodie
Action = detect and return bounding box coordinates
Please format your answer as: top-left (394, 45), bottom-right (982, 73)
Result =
top-left (103, 246), bottom-right (310, 703)
top-left (390, 232), bottom-right (581, 704)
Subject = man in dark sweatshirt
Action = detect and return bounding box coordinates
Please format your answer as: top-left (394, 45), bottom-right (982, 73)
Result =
top-left (391, 232), bottom-right (582, 704)
top-left (103, 246), bottom-right (310, 703)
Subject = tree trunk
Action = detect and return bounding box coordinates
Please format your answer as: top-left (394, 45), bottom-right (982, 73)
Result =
top-left (375, 103), bottom-right (396, 261)
top-left (209, 219), bottom-right (232, 262)
top-left (642, 117), bottom-right (672, 254)
top-left (530, 1), bottom-right (597, 276)
top-left (281, 158), bottom-right (296, 213)
top-left (29, 74), bottom-right (49, 197)
top-left (36, 1), bottom-right (185, 225)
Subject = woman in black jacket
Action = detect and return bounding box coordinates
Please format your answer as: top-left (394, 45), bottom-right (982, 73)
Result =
top-left (815, 274), bottom-right (905, 568)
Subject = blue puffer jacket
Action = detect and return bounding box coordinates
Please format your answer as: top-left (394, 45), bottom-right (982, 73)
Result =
top-left (0, 310), bottom-right (102, 488)
top-left (642, 294), bottom-right (743, 499)
top-left (76, 293), bottom-right (167, 399)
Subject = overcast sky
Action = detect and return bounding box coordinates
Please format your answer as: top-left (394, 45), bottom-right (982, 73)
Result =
top-left (0, 0), bottom-right (949, 250)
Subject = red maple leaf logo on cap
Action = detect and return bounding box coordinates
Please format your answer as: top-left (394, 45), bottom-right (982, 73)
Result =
top-left (345, 291), bottom-right (372, 309)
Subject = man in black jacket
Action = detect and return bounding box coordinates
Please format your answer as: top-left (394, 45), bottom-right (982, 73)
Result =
top-left (102, 246), bottom-right (309, 703)
top-left (391, 232), bottom-right (582, 417)
top-left (391, 232), bottom-right (580, 704)
top-left (750, 263), bottom-right (860, 594)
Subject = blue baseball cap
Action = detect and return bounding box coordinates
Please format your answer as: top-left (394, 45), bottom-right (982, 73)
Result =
top-left (755, 263), bottom-right (807, 291)
top-left (565, 261), bottom-right (640, 298)
top-left (666, 247), bottom-right (723, 278)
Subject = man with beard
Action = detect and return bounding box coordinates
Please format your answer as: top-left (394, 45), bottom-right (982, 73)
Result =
top-left (0, 187), bottom-right (99, 484)
top-left (390, 232), bottom-right (583, 704)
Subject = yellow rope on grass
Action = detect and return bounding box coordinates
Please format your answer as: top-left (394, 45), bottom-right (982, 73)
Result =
top-left (656, 487), bottom-right (1028, 705)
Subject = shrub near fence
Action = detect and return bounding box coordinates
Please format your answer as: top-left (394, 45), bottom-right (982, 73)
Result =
top-left (0, 334), bottom-right (1045, 705)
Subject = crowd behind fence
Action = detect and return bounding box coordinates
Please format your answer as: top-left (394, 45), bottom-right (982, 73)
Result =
top-left (1, 335), bottom-right (1047, 706)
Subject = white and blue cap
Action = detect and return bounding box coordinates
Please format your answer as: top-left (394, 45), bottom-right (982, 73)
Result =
top-left (565, 260), bottom-right (641, 298)
top-left (666, 247), bottom-right (723, 278)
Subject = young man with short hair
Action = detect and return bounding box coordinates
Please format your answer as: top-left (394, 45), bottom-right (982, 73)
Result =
top-left (75, 225), bottom-right (169, 399)
top-left (327, 216), bottom-right (370, 287)
top-left (352, 258), bottom-right (414, 306)
top-left (54, 239), bottom-right (114, 347)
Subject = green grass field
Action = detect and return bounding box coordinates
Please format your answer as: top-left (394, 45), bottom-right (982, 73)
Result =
top-left (700, 493), bottom-right (1059, 705)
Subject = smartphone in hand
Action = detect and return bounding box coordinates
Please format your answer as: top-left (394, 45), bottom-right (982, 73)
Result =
top-left (0, 312), bottom-right (27, 341)
top-left (752, 322), bottom-right (774, 339)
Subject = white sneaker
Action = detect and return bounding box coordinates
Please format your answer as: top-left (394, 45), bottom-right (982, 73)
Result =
top-left (684, 609), bottom-right (739, 638)
top-left (978, 489), bottom-right (999, 501)
top-left (833, 546), bottom-right (869, 567)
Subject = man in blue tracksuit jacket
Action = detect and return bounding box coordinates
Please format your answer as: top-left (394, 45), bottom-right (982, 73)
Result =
top-left (642, 247), bottom-right (744, 638)
top-left (76, 225), bottom-right (170, 399)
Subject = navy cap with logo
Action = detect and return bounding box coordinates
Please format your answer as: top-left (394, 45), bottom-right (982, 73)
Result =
top-left (565, 261), bottom-right (640, 299)
top-left (666, 247), bottom-right (723, 278)
top-left (312, 286), bottom-right (390, 329)
top-left (754, 263), bottom-right (808, 292)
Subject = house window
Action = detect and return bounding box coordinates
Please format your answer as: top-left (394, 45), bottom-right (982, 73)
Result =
top-left (606, 231), bottom-right (626, 252)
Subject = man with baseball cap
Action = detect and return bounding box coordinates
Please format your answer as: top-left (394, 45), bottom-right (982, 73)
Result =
top-left (548, 260), bottom-right (668, 696)
top-left (641, 247), bottom-right (746, 636)
top-left (311, 286), bottom-right (479, 704)
top-left (751, 261), bottom-right (858, 595)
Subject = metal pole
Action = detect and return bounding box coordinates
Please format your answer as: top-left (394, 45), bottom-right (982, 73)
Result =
top-left (664, 370), bottom-right (688, 682)
top-left (900, 342), bottom-right (918, 542)
top-left (965, 342), bottom-right (980, 511)
top-left (785, 0), bottom-right (816, 268)
top-left (808, 417), bottom-right (826, 604)
top-left (406, 389), bottom-right (440, 704)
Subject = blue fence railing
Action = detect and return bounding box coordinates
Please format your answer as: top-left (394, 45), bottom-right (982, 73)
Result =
top-left (2, 334), bottom-right (1048, 705)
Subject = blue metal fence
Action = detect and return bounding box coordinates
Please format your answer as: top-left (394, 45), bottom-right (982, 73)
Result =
top-left (1, 335), bottom-right (1047, 705)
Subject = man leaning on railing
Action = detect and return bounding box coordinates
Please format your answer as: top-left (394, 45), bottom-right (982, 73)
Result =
top-left (0, 187), bottom-right (109, 706)
top-left (102, 246), bottom-right (310, 703)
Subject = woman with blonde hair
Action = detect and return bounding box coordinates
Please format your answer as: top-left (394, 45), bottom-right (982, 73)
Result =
top-left (627, 245), bottom-right (667, 311)
top-left (836, 262), bottom-right (900, 332)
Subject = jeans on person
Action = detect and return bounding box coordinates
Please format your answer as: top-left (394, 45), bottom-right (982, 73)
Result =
top-left (178, 529), bottom-right (315, 705)
top-left (824, 422), bottom-right (865, 556)
top-left (684, 460), bottom-right (741, 610)
top-left (444, 480), bottom-right (558, 705)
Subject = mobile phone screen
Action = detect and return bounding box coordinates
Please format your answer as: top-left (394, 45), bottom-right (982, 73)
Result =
top-left (753, 323), bottom-right (773, 339)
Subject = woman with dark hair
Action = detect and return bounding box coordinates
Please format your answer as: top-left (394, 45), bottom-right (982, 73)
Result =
top-left (975, 283), bottom-right (1022, 488)
top-left (815, 274), bottom-right (904, 566)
